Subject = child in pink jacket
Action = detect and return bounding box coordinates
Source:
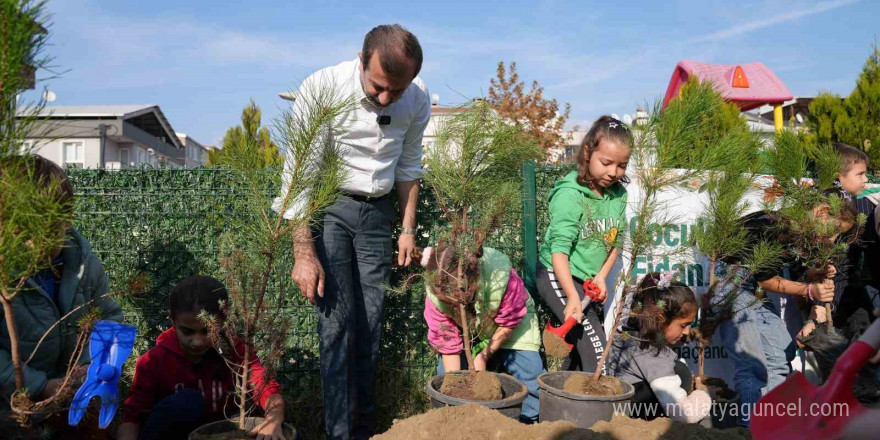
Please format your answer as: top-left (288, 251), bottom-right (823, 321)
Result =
top-left (421, 245), bottom-right (544, 423)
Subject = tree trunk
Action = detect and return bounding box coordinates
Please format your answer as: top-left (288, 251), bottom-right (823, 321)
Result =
top-left (708, 259), bottom-right (716, 290)
top-left (459, 304), bottom-right (475, 372)
top-left (0, 294), bottom-right (24, 392)
top-left (593, 286), bottom-right (629, 381)
top-left (697, 338), bottom-right (706, 378)
top-left (238, 349), bottom-right (250, 432)
top-left (825, 303), bottom-right (834, 329)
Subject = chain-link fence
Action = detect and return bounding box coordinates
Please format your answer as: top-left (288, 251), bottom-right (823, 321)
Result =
top-left (68, 165), bottom-right (563, 436)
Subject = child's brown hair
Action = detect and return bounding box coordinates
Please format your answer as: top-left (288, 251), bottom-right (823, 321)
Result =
top-left (627, 272), bottom-right (697, 353)
top-left (834, 142), bottom-right (869, 174)
top-left (418, 244), bottom-right (482, 308)
top-left (0, 154), bottom-right (74, 212)
top-left (576, 115), bottom-right (633, 187)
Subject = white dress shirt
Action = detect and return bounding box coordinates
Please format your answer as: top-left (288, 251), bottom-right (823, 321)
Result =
top-left (274, 58), bottom-right (430, 220)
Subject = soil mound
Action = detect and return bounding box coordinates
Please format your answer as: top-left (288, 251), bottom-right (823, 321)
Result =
top-left (372, 405), bottom-right (753, 440)
top-left (439, 371), bottom-right (503, 400)
top-left (562, 374), bottom-right (623, 396)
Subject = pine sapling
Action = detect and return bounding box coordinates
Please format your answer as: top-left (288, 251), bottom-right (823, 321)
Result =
top-left (202, 79), bottom-right (354, 432)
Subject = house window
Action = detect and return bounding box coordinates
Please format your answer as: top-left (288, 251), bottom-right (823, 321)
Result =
top-left (62, 141), bottom-right (84, 168)
top-left (119, 148), bottom-right (130, 168)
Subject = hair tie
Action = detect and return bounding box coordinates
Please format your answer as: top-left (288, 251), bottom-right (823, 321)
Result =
top-left (608, 122), bottom-right (619, 129)
top-left (656, 272), bottom-right (673, 290)
top-left (421, 246), bottom-right (434, 268)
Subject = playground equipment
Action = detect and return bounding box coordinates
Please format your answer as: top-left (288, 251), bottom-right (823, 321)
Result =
top-left (663, 59), bottom-right (793, 131)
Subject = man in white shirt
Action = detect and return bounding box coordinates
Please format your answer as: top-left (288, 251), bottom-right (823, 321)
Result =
top-left (280, 24), bottom-right (429, 440)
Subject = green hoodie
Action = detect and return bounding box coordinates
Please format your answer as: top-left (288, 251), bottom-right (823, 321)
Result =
top-left (538, 171), bottom-right (628, 281)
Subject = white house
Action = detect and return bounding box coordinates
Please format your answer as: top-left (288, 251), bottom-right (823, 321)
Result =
top-left (421, 97), bottom-right (467, 157)
top-left (20, 105), bottom-right (186, 169)
top-left (176, 133), bottom-right (209, 167)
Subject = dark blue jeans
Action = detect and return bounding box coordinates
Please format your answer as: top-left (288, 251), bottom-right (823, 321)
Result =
top-left (139, 390), bottom-right (204, 440)
top-left (712, 262), bottom-right (794, 427)
top-left (314, 195), bottom-right (394, 440)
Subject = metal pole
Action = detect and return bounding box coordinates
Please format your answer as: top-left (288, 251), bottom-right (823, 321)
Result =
top-left (521, 161), bottom-right (538, 294)
top-left (98, 124), bottom-right (107, 169)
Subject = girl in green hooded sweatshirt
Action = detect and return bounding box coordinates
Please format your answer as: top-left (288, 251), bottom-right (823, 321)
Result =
top-left (536, 116), bottom-right (631, 373)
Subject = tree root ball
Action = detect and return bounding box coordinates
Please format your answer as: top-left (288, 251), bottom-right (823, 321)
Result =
top-left (562, 374), bottom-right (624, 396)
top-left (439, 371), bottom-right (503, 401)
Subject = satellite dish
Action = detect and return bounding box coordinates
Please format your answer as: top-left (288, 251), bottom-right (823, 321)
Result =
top-left (146, 148), bottom-right (156, 156)
top-left (611, 113), bottom-right (620, 121)
top-left (43, 90), bottom-right (56, 103)
top-left (278, 91), bottom-right (297, 102)
top-left (795, 113), bottom-right (804, 124)
top-left (623, 114), bottom-right (633, 125)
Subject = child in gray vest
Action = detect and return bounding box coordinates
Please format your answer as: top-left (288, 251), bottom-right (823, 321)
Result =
top-left (608, 272), bottom-right (711, 424)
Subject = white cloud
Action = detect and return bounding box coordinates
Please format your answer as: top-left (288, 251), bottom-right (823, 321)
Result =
top-left (690, 0), bottom-right (861, 43)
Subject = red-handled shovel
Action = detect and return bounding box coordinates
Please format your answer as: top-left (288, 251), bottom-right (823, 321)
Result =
top-left (542, 279), bottom-right (602, 359)
top-left (751, 317), bottom-right (880, 440)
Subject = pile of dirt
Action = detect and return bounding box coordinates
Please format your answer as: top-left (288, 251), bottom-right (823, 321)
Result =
top-left (439, 371), bottom-right (503, 400)
top-left (543, 329), bottom-right (573, 358)
top-left (372, 403), bottom-right (594, 440)
top-left (590, 414), bottom-right (753, 440)
top-left (563, 374), bottom-right (623, 396)
top-left (372, 404), bottom-right (754, 440)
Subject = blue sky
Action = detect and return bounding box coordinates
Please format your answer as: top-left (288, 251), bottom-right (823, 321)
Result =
top-left (26, 0), bottom-right (879, 146)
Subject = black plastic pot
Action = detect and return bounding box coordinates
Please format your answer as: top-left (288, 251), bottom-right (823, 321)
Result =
top-left (425, 371), bottom-right (528, 419)
top-left (537, 371), bottom-right (635, 428)
top-left (188, 417), bottom-right (297, 440)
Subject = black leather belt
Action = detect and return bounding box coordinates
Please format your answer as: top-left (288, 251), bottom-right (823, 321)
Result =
top-left (342, 192), bottom-right (390, 202)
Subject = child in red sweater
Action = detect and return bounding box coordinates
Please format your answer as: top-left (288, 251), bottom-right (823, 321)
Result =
top-left (117, 276), bottom-right (286, 440)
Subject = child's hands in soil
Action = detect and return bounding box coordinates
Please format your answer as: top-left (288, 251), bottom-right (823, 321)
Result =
top-left (474, 350), bottom-right (488, 371)
top-left (249, 417), bottom-right (286, 440)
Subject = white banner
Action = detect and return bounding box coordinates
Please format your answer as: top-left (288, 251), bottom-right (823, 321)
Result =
top-left (598, 171), bottom-right (819, 385)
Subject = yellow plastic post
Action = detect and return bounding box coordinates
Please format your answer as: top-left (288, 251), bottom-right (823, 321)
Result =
top-left (774, 105), bottom-right (783, 132)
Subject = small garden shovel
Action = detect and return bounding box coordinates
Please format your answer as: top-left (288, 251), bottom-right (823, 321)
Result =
top-left (542, 279), bottom-right (602, 359)
top-left (751, 317), bottom-right (880, 440)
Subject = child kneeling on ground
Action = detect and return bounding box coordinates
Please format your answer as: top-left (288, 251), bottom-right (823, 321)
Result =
top-left (0, 155), bottom-right (123, 417)
top-left (118, 276), bottom-right (286, 440)
top-left (607, 272), bottom-right (711, 424)
top-left (421, 245), bottom-right (545, 424)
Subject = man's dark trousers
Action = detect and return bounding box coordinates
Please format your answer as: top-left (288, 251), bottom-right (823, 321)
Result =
top-left (315, 194), bottom-right (394, 440)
